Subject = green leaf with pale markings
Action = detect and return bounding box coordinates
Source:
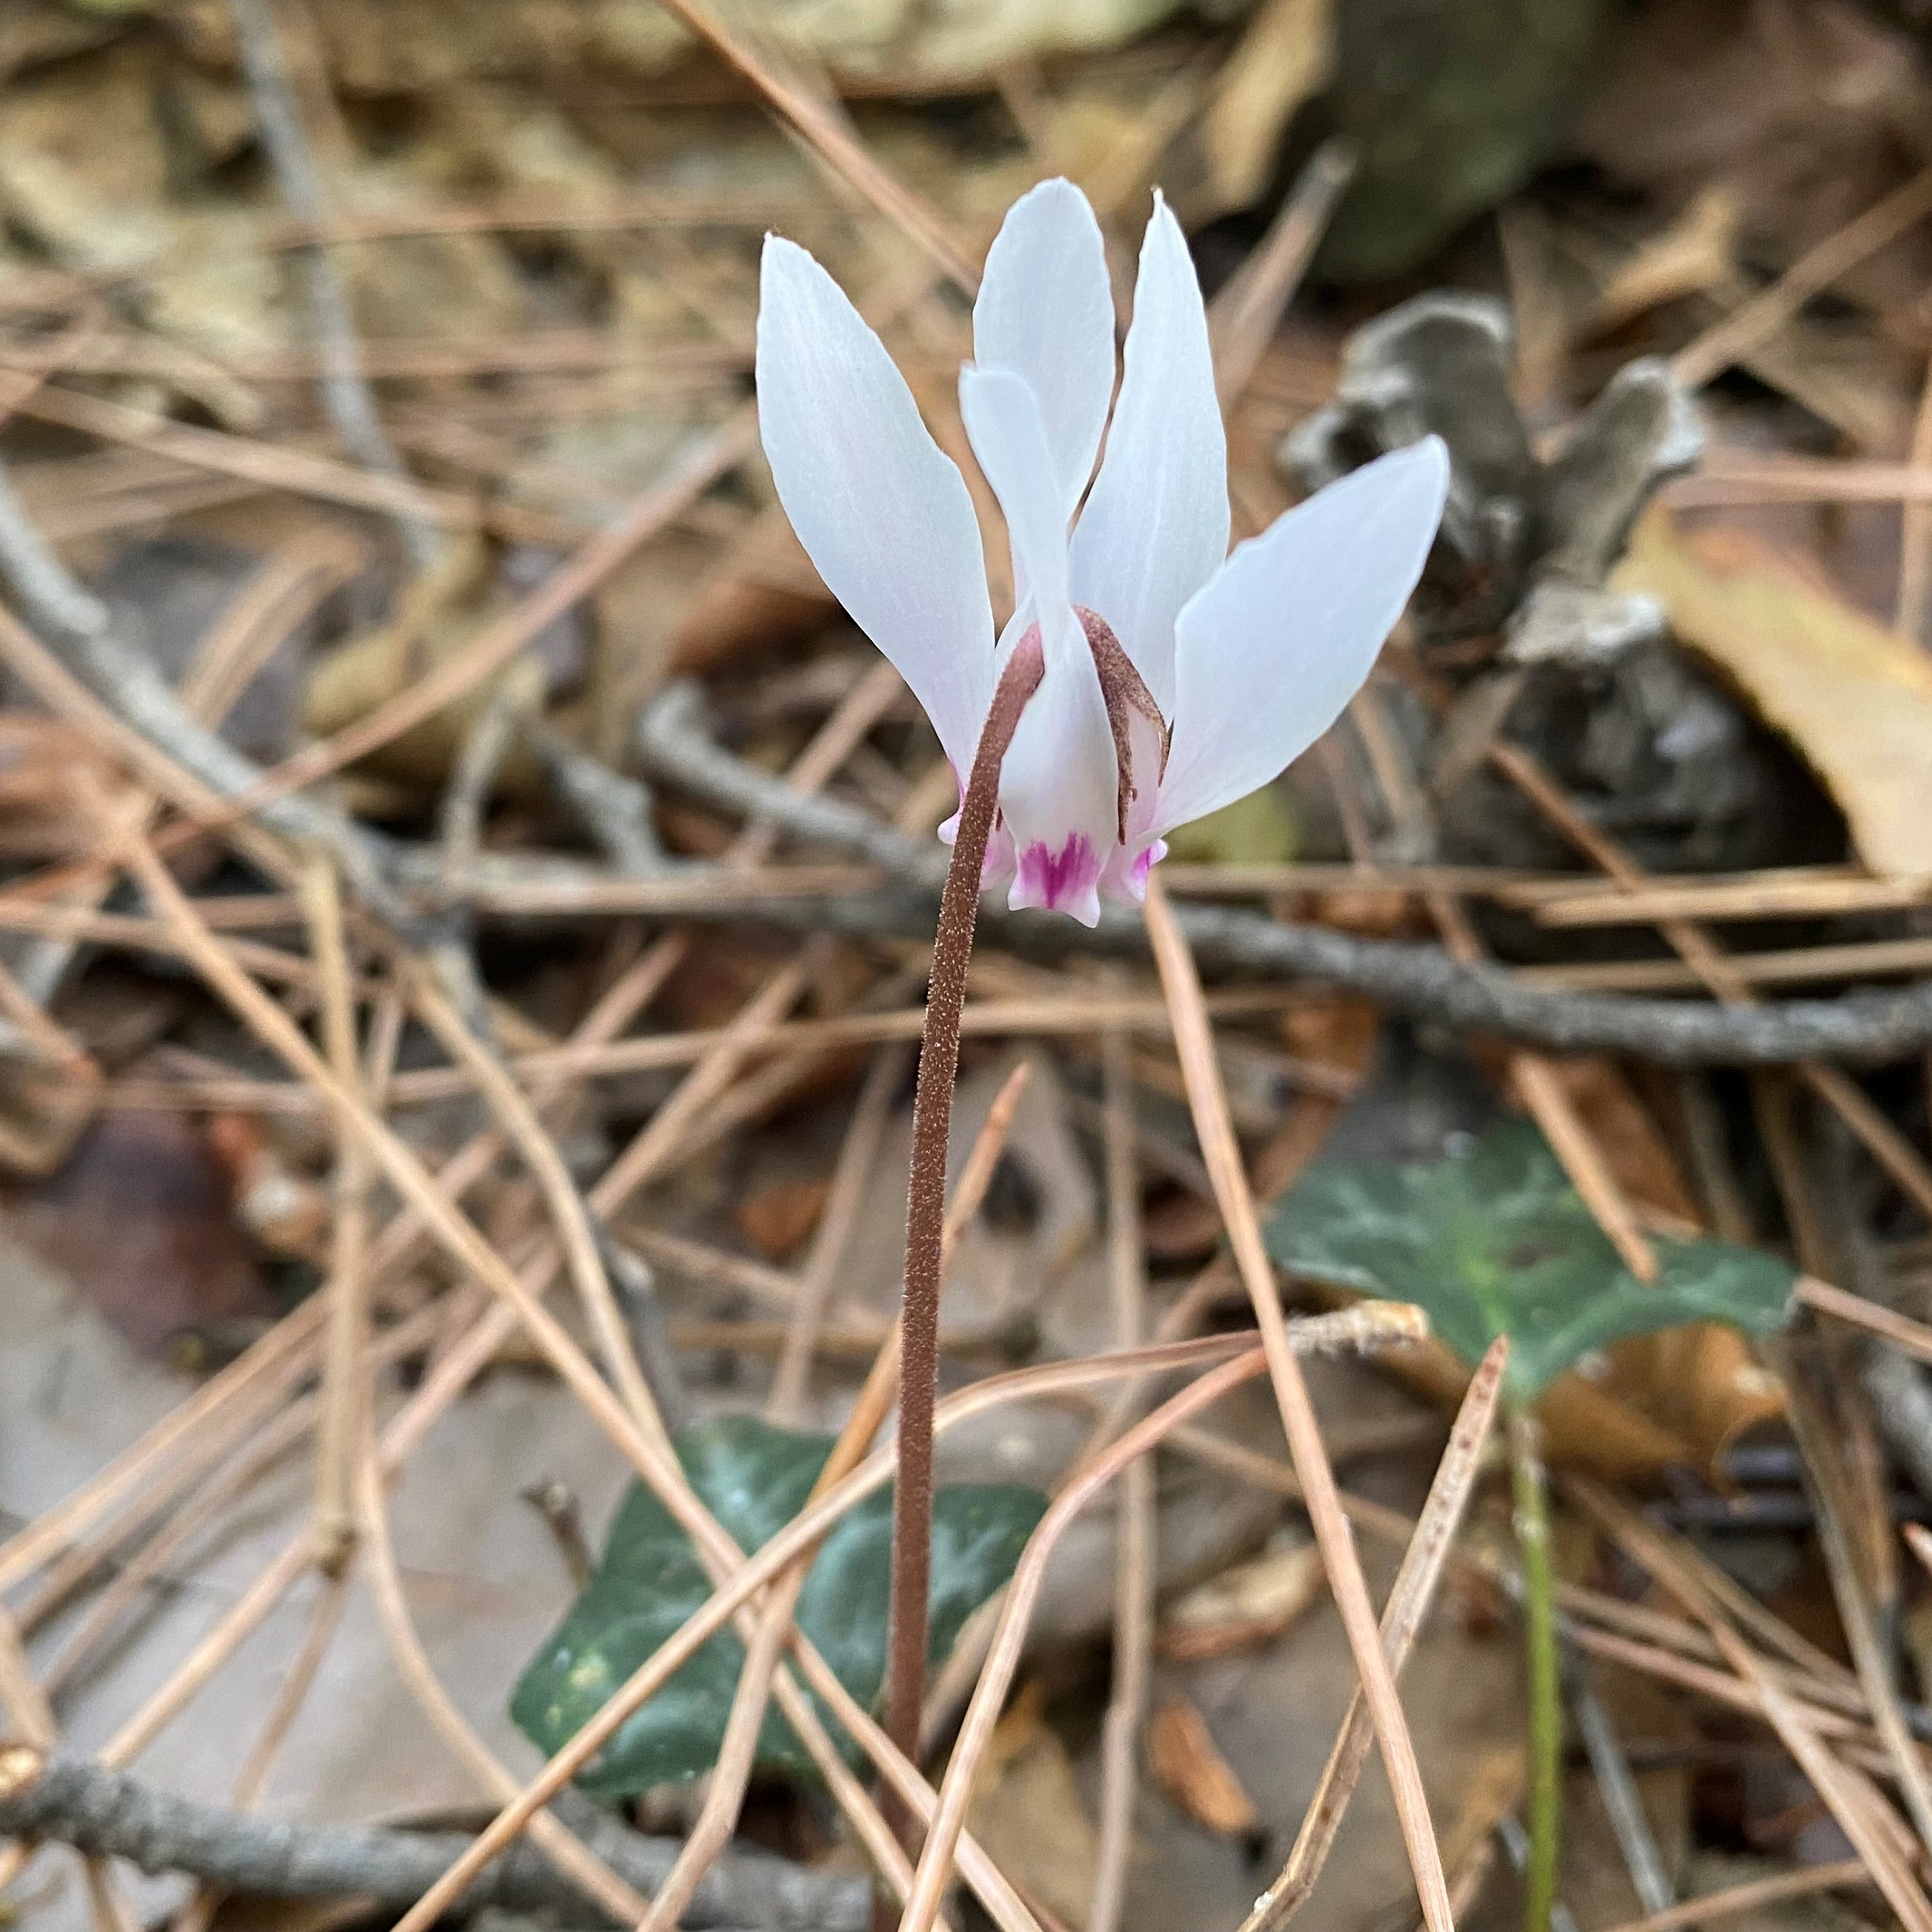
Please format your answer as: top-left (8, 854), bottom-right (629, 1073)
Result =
top-left (510, 1415), bottom-right (1043, 1795)
top-left (1265, 1120), bottom-right (1794, 1400)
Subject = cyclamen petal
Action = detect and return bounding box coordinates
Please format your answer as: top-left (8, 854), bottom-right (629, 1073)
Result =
top-left (755, 186), bottom-right (1449, 925)
top-left (1066, 192), bottom-right (1227, 716)
top-left (1155, 440), bottom-right (1451, 835)
top-left (959, 366), bottom-right (1071, 624)
top-left (755, 236), bottom-right (994, 778)
top-left (974, 179), bottom-right (1116, 520)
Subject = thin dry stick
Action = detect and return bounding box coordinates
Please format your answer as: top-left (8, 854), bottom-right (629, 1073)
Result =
top-left (0, 1605), bottom-right (137, 1932)
top-left (36, 1307), bottom-right (438, 1692)
top-left (94, 806), bottom-right (1029, 1932)
top-left (1571, 1478), bottom-right (1932, 1932)
top-left (1142, 871), bottom-right (1454, 1932)
top-left (353, 1454), bottom-right (654, 1923)
top-left (322, 658), bottom-right (907, 1354)
top-left (897, 1349), bottom-right (1273, 1932)
top-left (1481, 737), bottom-right (1932, 1226)
top-left (1782, 1363), bottom-right (1932, 1857)
top-left (401, 959), bottom-right (669, 1453)
top-left (1593, 1859), bottom-right (1872, 1932)
top-left (380, 1335), bottom-right (1316, 1932)
top-left (635, 1063), bottom-right (1033, 1932)
top-left (1210, 139), bottom-right (1357, 408)
top-left (224, 0), bottom-right (441, 572)
top-left (882, 633), bottom-right (1044, 1807)
top-left (1798, 1274), bottom-right (1932, 1365)
top-left (649, 0), bottom-right (976, 292)
top-left (100, 405), bottom-right (757, 855)
top-left (1087, 1024), bottom-right (1153, 1932)
top-left (0, 1297), bottom-right (329, 1595)
top-left (167, 1569), bottom-right (359, 1932)
top-left (297, 853), bottom-right (367, 1569)
top-left (1242, 1336), bottom-right (1510, 1932)
top-left (1673, 163), bottom-right (1932, 389)
top-left (769, 1042), bottom-right (907, 1421)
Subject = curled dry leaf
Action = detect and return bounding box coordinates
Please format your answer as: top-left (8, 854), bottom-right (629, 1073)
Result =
top-left (1156, 1538), bottom-right (1325, 1661)
top-left (1616, 510), bottom-right (1932, 880)
top-left (732, 1174), bottom-right (831, 1262)
top-left (1147, 1694), bottom-right (1259, 1838)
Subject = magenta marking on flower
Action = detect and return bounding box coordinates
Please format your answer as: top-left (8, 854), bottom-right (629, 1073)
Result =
top-left (755, 176), bottom-right (1450, 924)
top-left (1014, 834), bottom-right (1100, 915)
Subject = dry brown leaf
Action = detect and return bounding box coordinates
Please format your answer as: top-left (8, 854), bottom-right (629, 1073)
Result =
top-left (1147, 1695), bottom-right (1258, 1838)
top-left (1157, 1538), bottom-right (1325, 1660)
top-left (734, 1175), bottom-right (831, 1262)
top-left (1617, 510), bottom-right (1932, 879)
top-left (965, 1681), bottom-right (1099, 1927)
top-left (10, 1112), bottom-right (272, 1358)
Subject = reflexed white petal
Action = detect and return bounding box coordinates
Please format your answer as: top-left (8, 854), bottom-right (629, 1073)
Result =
top-left (974, 179), bottom-right (1116, 518)
top-left (998, 628), bottom-right (1119, 928)
top-left (1067, 192), bottom-right (1227, 715)
top-left (1154, 439), bottom-right (1450, 835)
top-left (959, 365), bottom-right (1070, 623)
top-left (756, 234), bottom-right (993, 774)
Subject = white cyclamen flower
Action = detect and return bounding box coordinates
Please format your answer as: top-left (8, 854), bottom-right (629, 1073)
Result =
top-left (755, 178), bottom-right (1449, 927)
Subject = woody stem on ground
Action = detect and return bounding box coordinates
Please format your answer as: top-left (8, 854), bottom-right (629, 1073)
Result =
top-left (1511, 1404), bottom-right (1561, 1932)
top-left (880, 633), bottom-right (1044, 1830)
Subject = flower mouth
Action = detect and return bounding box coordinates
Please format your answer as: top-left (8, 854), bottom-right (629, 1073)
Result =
top-left (1074, 605), bottom-right (1168, 840)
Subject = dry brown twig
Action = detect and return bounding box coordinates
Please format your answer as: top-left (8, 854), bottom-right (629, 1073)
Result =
top-left (1142, 871), bottom-right (1454, 1932)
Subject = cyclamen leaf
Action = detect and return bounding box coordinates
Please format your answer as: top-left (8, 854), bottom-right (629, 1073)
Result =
top-left (509, 1416), bottom-right (1044, 1795)
top-left (1264, 1119), bottom-right (1795, 1401)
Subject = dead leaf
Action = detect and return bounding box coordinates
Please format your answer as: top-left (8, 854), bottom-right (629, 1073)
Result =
top-left (966, 1682), bottom-right (1099, 1927)
top-left (1616, 510), bottom-right (1932, 879)
top-left (1147, 1695), bottom-right (1259, 1838)
top-left (734, 1175), bottom-right (830, 1262)
top-left (9, 1112), bottom-right (271, 1358)
top-left (1158, 1538), bottom-right (1325, 1661)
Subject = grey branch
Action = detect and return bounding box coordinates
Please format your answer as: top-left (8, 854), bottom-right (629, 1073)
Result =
top-left (225, 0), bottom-right (442, 574)
top-left (526, 718), bottom-right (669, 878)
top-left (634, 680), bottom-right (1932, 1068)
top-left (0, 1747), bottom-right (866, 1930)
top-left (0, 459), bottom-right (398, 912)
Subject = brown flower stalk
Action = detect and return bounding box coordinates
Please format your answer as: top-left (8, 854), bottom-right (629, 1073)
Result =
top-left (881, 629), bottom-right (1045, 1812)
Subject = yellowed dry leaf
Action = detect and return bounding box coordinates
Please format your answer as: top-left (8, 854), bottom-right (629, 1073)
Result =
top-left (1157, 1538), bottom-right (1325, 1660)
top-left (965, 1682), bottom-right (1099, 1927)
top-left (1616, 511), bottom-right (1932, 879)
top-left (1147, 1695), bottom-right (1258, 1838)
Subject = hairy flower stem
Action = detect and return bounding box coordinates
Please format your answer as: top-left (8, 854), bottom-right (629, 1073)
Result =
top-left (1511, 1404), bottom-right (1561, 1932)
top-left (881, 634), bottom-right (1045, 1836)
